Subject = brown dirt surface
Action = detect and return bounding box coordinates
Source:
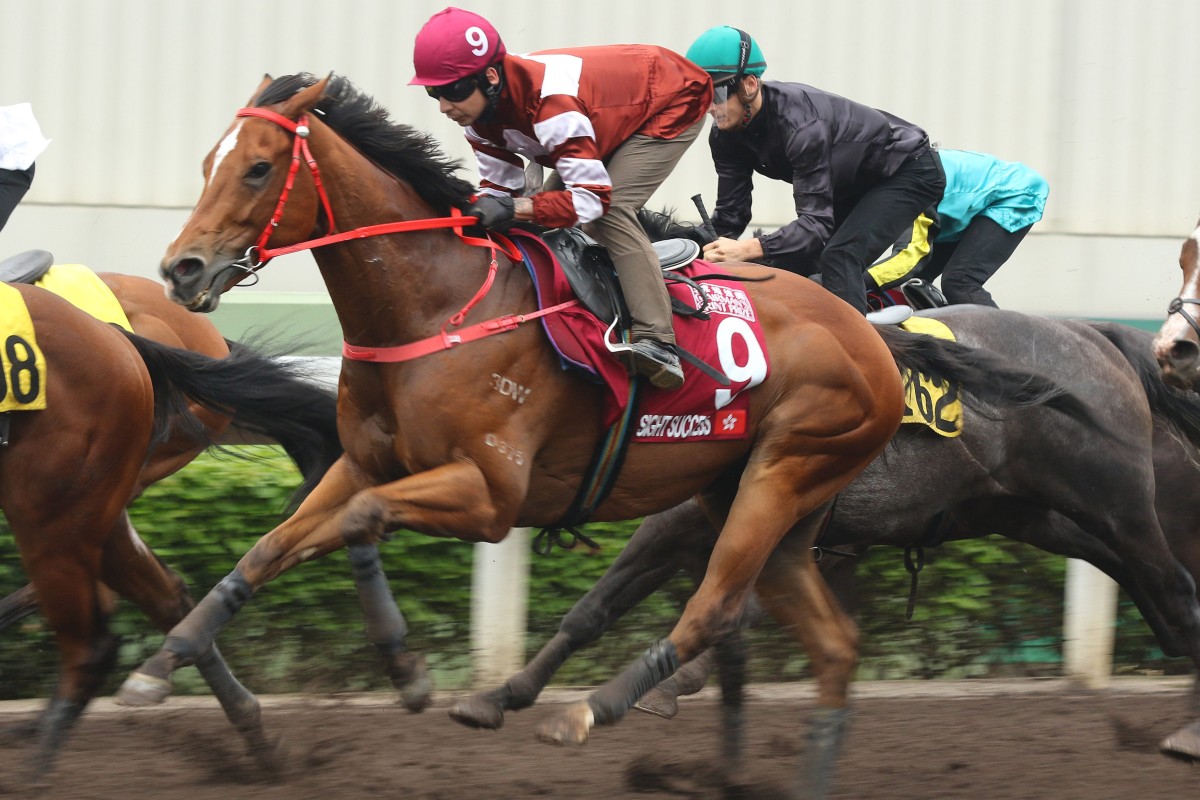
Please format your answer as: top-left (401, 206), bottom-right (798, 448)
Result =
top-left (1, 680), bottom-right (1197, 799)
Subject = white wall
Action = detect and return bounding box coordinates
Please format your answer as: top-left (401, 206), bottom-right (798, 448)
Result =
top-left (2, 0), bottom-right (1197, 320)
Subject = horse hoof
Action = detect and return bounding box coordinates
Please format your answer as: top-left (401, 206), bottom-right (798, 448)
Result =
top-left (114, 671), bottom-right (172, 706)
top-left (1160, 721), bottom-right (1200, 761)
top-left (399, 672), bottom-right (434, 713)
top-left (250, 735), bottom-right (287, 780)
top-left (634, 687), bottom-right (680, 719)
top-left (535, 702), bottom-right (594, 746)
top-left (389, 653), bottom-right (433, 713)
top-left (448, 695), bottom-right (505, 729)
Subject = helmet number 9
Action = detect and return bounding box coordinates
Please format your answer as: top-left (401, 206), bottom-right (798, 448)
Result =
top-left (465, 26), bottom-right (489, 56)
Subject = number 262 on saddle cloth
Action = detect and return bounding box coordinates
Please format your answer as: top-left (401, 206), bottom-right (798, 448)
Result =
top-left (508, 228), bottom-right (767, 443)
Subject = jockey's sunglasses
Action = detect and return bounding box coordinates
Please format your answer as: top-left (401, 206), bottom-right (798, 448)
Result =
top-left (425, 75), bottom-right (481, 103)
top-left (711, 75), bottom-right (740, 105)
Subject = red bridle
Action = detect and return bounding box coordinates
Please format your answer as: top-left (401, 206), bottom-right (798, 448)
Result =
top-left (224, 106), bottom-right (572, 363)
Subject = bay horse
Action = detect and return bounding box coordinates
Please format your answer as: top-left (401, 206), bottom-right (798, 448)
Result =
top-left (0, 274), bottom-right (342, 782)
top-left (447, 314), bottom-right (1200, 790)
top-left (1153, 214), bottom-right (1200, 388)
top-left (135, 73), bottom-right (1081, 794)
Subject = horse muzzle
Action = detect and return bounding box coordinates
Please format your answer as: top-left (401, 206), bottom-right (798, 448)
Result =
top-left (160, 255), bottom-right (228, 312)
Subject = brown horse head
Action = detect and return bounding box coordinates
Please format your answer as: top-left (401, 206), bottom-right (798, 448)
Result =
top-left (161, 75), bottom-right (331, 311)
top-left (1153, 215), bottom-right (1200, 389)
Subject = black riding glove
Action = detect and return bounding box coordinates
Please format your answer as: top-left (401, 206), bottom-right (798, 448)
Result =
top-left (466, 195), bottom-right (516, 229)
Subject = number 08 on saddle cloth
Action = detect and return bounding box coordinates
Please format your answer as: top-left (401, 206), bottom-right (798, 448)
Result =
top-left (511, 230), bottom-right (768, 443)
top-left (0, 283), bottom-right (47, 411)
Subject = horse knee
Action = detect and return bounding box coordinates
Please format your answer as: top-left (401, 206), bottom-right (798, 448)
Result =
top-left (341, 493), bottom-right (386, 545)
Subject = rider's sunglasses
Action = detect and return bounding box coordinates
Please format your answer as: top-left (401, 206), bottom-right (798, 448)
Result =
top-left (425, 75), bottom-right (481, 103)
top-left (711, 75), bottom-right (740, 105)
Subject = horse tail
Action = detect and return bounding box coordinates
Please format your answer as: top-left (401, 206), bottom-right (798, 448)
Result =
top-left (875, 324), bottom-right (1095, 419)
top-left (1084, 321), bottom-right (1200, 446)
top-left (0, 584), bottom-right (38, 631)
top-left (122, 331), bottom-right (343, 506)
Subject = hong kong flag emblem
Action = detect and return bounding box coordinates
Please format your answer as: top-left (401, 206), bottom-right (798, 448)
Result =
top-left (715, 410), bottom-right (746, 436)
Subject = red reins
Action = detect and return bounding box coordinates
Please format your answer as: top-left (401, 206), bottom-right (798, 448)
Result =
top-left (230, 106), bottom-right (565, 364)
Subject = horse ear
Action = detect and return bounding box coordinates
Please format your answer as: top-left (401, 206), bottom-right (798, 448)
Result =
top-left (280, 75), bottom-right (330, 118)
top-left (248, 74), bottom-right (274, 106)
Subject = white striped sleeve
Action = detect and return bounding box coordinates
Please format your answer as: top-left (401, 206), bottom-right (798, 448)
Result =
top-left (533, 111), bottom-right (596, 152)
top-left (555, 156), bottom-right (611, 223)
top-left (474, 151), bottom-right (526, 191)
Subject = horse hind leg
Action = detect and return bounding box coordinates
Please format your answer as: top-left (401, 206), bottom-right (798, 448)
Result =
top-left (453, 500), bottom-right (711, 730)
top-left (532, 466), bottom-right (849, 753)
top-left (100, 514), bottom-right (283, 776)
top-left (755, 534), bottom-right (858, 800)
top-left (17, 544), bottom-right (118, 781)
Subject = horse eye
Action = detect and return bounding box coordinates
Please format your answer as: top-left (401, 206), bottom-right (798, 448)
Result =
top-left (246, 162), bottom-right (271, 180)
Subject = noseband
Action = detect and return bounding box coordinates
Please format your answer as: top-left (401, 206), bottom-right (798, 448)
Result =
top-left (230, 107), bottom-right (338, 276)
top-left (1167, 296), bottom-right (1200, 341)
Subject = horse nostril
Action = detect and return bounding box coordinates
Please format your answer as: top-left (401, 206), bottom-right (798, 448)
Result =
top-left (1167, 339), bottom-right (1199, 368)
top-left (170, 257), bottom-right (205, 280)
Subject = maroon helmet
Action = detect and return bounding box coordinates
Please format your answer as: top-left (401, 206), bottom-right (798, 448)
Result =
top-left (410, 7), bottom-right (506, 87)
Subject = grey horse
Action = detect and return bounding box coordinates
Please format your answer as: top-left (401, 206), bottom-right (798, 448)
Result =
top-left (450, 310), bottom-right (1200, 799)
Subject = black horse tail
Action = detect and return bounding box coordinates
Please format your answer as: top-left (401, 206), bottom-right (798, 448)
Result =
top-left (0, 584), bottom-right (38, 631)
top-left (1084, 321), bottom-right (1200, 446)
top-left (876, 325), bottom-right (1096, 420)
top-left (122, 331), bottom-right (343, 506)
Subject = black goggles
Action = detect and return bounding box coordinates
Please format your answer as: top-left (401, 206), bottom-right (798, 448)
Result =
top-left (425, 75), bottom-right (481, 103)
top-left (712, 75), bottom-right (740, 105)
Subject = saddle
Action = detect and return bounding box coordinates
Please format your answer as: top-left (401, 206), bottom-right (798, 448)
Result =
top-left (0, 250), bottom-right (54, 284)
top-left (540, 227), bottom-right (700, 326)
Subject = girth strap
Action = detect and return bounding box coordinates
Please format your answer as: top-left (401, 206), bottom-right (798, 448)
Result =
top-left (534, 378), bottom-right (641, 555)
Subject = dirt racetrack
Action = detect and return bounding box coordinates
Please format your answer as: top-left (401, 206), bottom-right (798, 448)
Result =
top-left (1, 679), bottom-right (1197, 799)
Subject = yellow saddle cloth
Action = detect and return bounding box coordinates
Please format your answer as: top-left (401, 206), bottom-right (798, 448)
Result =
top-left (0, 283), bottom-right (48, 411)
top-left (898, 316), bottom-right (963, 438)
top-left (35, 264), bottom-right (133, 333)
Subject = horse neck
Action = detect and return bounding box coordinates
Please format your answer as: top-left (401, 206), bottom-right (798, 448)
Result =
top-left (306, 123), bottom-right (529, 348)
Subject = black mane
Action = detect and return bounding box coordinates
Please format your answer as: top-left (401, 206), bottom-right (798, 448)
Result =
top-left (254, 73), bottom-right (475, 213)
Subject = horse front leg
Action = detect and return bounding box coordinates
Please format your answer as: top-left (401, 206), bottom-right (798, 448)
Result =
top-left (451, 500), bottom-right (708, 729)
top-left (114, 457), bottom-right (400, 706)
top-left (335, 460), bottom-right (516, 708)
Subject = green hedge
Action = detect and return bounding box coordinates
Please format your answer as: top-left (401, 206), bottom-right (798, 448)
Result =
top-left (0, 447), bottom-right (1182, 700)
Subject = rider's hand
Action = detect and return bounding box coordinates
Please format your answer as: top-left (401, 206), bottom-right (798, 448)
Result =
top-left (702, 236), bottom-right (764, 263)
top-left (466, 195), bottom-right (516, 229)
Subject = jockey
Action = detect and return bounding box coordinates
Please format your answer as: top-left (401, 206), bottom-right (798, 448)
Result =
top-left (410, 7), bottom-right (712, 390)
top-left (869, 149), bottom-right (1050, 307)
top-left (0, 103), bottom-right (49, 233)
top-left (685, 26), bottom-right (945, 315)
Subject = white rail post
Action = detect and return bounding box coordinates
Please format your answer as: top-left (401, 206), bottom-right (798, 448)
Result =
top-left (470, 529), bottom-right (530, 687)
top-left (1063, 558), bottom-right (1119, 688)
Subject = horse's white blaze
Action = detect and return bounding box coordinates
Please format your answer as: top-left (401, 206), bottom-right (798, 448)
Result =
top-left (168, 122), bottom-right (244, 251)
top-left (1154, 223), bottom-right (1200, 360)
top-left (208, 122), bottom-right (243, 184)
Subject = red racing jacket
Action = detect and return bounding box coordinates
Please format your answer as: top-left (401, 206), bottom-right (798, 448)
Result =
top-left (466, 46), bottom-right (712, 228)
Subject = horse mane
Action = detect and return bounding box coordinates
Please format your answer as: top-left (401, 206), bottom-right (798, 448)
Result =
top-left (1083, 321), bottom-right (1200, 448)
top-left (254, 73), bottom-right (476, 214)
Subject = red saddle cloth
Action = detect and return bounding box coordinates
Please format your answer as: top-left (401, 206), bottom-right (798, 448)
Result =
top-left (507, 230), bottom-right (770, 442)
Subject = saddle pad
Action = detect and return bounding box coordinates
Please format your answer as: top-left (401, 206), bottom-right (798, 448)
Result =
top-left (508, 230), bottom-right (768, 441)
top-left (898, 315), bottom-right (962, 437)
top-left (35, 264), bottom-right (133, 332)
top-left (0, 283), bottom-right (47, 411)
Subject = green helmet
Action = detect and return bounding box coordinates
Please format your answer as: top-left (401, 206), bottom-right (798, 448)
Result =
top-left (686, 26), bottom-right (767, 78)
